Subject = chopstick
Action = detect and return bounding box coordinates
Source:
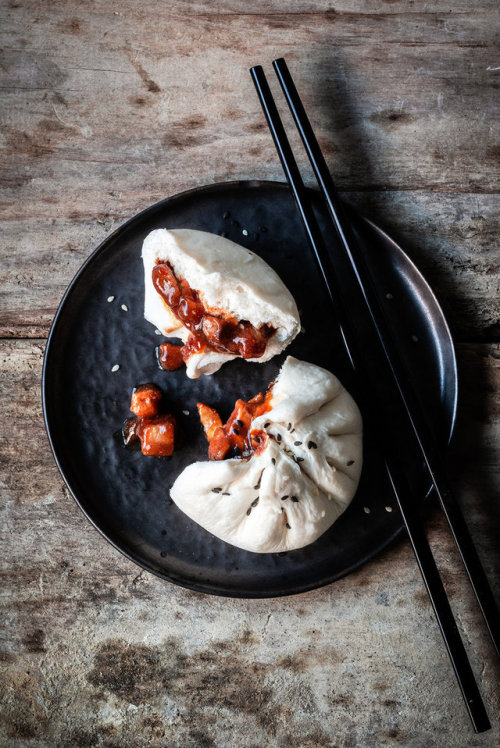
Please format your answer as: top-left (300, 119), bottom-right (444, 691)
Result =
top-left (272, 56), bottom-right (500, 665)
top-left (250, 61), bottom-right (495, 733)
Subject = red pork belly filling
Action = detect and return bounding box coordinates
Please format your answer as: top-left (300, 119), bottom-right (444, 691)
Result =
top-left (197, 387), bottom-right (274, 461)
top-left (152, 260), bottom-right (276, 370)
top-left (123, 383), bottom-right (176, 457)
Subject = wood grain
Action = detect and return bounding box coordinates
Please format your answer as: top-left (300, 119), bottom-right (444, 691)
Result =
top-left (1, 0), bottom-right (499, 745)
top-left (1, 339), bottom-right (499, 746)
top-left (1, 5), bottom-right (499, 201)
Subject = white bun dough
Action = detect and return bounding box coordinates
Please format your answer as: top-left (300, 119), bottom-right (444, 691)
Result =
top-left (171, 357), bottom-right (363, 553)
top-left (142, 229), bottom-right (300, 378)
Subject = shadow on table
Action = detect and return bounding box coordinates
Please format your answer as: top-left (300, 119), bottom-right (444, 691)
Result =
top-left (309, 49), bottom-right (500, 622)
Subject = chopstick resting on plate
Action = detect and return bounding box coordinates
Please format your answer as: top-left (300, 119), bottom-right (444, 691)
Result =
top-left (250, 58), bottom-right (499, 734)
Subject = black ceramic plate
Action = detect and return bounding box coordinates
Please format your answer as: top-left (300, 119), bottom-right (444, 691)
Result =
top-left (43, 180), bottom-right (457, 598)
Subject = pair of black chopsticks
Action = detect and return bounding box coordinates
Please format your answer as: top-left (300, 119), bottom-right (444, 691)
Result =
top-left (250, 58), bottom-right (499, 733)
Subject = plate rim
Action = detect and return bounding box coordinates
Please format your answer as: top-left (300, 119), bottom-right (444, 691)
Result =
top-left (42, 179), bottom-right (458, 598)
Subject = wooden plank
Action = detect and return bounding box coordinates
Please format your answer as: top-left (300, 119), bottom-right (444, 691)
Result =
top-left (1, 338), bottom-right (499, 745)
top-left (1, 192), bottom-right (498, 339)
top-left (3, 0), bottom-right (500, 18)
top-left (1, 12), bottom-right (498, 57)
top-left (1, 53), bottom-right (498, 197)
top-left (0, 8), bottom-right (499, 199)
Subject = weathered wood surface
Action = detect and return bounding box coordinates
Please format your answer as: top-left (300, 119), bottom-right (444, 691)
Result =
top-left (1, 0), bottom-right (499, 746)
top-left (1, 339), bottom-right (499, 746)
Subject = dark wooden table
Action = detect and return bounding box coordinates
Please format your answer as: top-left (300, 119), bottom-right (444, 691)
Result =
top-left (1, 1), bottom-right (499, 745)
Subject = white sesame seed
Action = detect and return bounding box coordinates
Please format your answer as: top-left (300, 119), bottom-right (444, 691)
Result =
top-left (111, 364), bottom-right (120, 372)
top-left (155, 329), bottom-right (162, 335)
top-left (107, 295), bottom-right (115, 303)
top-left (386, 293), bottom-right (394, 300)
top-left (320, 510), bottom-right (326, 518)
top-left (411, 335), bottom-right (419, 343)
top-left (182, 410), bottom-right (190, 416)
top-left (363, 507), bottom-right (371, 514)
top-left (242, 229), bottom-right (248, 236)
top-left (300, 325), bottom-right (306, 334)
top-left (385, 506), bottom-right (393, 512)
top-left (121, 304), bottom-right (128, 312)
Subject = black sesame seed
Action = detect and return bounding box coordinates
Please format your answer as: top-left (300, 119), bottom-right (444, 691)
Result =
top-left (287, 423), bottom-right (292, 431)
top-left (347, 460), bottom-right (355, 466)
top-left (276, 434), bottom-right (282, 442)
top-left (246, 508), bottom-right (252, 516)
top-left (253, 435), bottom-right (261, 443)
top-left (232, 427), bottom-right (240, 435)
top-left (286, 522), bottom-right (291, 529)
top-left (290, 428), bottom-right (295, 434)
top-left (272, 458), bottom-right (276, 465)
top-left (222, 492), bottom-right (231, 496)
top-left (212, 487), bottom-right (222, 493)
top-left (236, 419), bottom-right (244, 427)
top-left (308, 441), bottom-right (317, 449)
top-left (264, 422), bottom-right (270, 428)
top-left (281, 495), bottom-right (289, 501)
top-left (251, 497), bottom-right (259, 507)
top-left (294, 441), bottom-right (302, 446)
top-left (296, 456), bottom-right (304, 462)
top-left (291, 496), bottom-right (299, 502)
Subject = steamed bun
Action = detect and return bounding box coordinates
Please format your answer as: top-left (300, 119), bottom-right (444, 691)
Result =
top-left (170, 357), bottom-right (363, 553)
top-left (142, 228), bottom-right (300, 378)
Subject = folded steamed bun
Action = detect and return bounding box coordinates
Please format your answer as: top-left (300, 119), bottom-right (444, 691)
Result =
top-left (171, 357), bottom-right (362, 553)
top-left (142, 228), bottom-right (300, 378)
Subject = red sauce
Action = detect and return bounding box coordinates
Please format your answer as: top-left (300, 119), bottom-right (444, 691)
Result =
top-left (198, 387), bottom-right (274, 461)
top-left (156, 342), bottom-right (185, 371)
top-left (152, 260), bottom-right (275, 369)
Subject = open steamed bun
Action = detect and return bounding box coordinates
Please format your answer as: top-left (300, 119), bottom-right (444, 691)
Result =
top-left (170, 357), bottom-right (363, 553)
top-left (142, 228), bottom-right (300, 378)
